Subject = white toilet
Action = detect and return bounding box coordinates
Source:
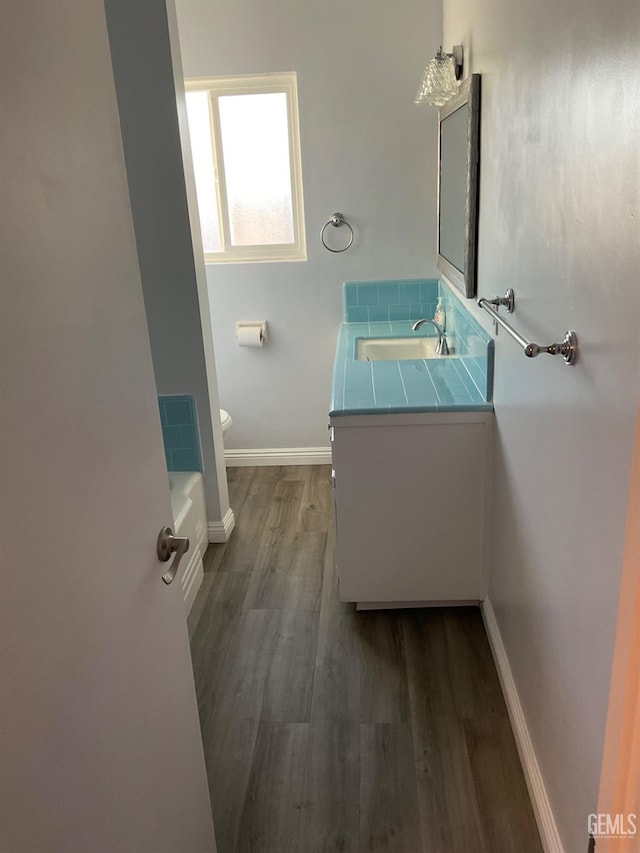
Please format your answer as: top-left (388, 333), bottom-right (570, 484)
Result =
top-left (220, 409), bottom-right (232, 435)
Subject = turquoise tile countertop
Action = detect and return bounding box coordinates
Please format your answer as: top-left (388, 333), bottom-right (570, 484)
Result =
top-left (330, 320), bottom-right (494, 416)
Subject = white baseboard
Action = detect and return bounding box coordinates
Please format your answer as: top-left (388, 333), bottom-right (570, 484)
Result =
top-left (481, 598), bottom-right (564, 853)
top-left (207, 507), bottom-right (236, 542)
top-left (224, 447), bottom-right (332, 467)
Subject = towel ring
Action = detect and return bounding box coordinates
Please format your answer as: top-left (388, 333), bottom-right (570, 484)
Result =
top-left (321, 213), bottom-right (354, 253)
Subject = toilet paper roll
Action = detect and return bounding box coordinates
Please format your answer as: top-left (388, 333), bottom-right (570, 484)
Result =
top-left (236, 321), bottom-right (267, 347)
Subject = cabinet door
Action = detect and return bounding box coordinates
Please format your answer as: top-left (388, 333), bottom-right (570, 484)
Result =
top-left (332, 420), bottom-right (489, 603)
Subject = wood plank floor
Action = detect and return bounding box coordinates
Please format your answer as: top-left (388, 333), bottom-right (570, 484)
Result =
top-left (189, 466), bottom-right (542, 853)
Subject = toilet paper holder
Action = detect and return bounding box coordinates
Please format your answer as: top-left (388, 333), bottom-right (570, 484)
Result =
top-left (235, 321), bottom-right (268, 347)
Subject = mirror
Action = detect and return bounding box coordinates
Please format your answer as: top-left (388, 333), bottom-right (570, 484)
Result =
top-left (437, 74), bottom-right (480, 298)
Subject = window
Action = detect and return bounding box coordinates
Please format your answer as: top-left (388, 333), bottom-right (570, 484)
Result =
top-left (185, 72), bottom-right (306, 264)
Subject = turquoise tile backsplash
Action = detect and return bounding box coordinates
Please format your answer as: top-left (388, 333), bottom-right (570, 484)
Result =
top-left (343, 279), bottom-right (439, 323)
top-left (158, 394), bottom-right (203, 472)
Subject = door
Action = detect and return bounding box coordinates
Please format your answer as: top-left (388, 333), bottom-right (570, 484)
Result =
top-left (0, 2), bottom-right (216, 851)
top-left (597, 405), bottom-right (640, 851)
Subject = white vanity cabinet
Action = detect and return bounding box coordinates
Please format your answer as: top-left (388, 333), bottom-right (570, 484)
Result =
top-left (330, 411), bottom-right (493, 606)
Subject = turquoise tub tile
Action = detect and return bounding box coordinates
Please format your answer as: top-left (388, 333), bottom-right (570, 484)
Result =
top-left (163, 424), bottom-right (182, 448)
top-left (164, 398), bottom-right (192, 426)
top-left (169, 448), bottom-right (201, 471)
top-left (180, 424), bottom-right (198, 449)
top-left (158, 394), bottom-right (203, 472)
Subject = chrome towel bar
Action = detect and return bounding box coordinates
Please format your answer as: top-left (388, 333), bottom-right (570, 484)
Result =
top-left (478, 295), bottom-right (578, 366)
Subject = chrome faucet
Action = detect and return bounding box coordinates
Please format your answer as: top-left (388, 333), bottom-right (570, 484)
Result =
top-left (411, 318), bottom-right (450, 355)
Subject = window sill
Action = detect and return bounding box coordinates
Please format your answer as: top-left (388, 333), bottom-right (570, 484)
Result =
top-left (204, 250), bottom-right (307, 266)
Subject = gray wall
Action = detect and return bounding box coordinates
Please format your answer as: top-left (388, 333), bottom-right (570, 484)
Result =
top-left (105, 0), bottom-right (225, 521)
top-left (443, 1), bottom-right (640, 849)
top-left (175, 0), bottom-right (442, 450)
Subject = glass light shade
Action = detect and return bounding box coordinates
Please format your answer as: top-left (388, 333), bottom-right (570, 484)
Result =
top-left (414, 48), bottom-right (459, 106)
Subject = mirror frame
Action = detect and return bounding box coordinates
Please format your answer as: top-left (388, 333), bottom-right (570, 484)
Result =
top-left (437, 74), bottom-right (481, 298)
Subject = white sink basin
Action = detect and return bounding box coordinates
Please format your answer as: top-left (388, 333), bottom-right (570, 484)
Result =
top-left (357, 337), bottom-right (449, 361)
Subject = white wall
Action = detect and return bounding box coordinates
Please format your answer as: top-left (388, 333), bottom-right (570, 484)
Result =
top-left (175, 0), bottom-right (441, 450)
top-left (443, 1), bottom-right (640, 849)
top-left (105, 0), bottom-right (229, 523)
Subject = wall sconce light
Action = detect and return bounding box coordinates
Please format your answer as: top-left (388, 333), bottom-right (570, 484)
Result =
top-left (414, 45), bottom-right (464, 106)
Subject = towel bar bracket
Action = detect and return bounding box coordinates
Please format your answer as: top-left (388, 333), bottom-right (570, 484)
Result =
top-left (486, 288), bottom-right (515, 314)
top-left (524, 330), bottom-right (578, 365)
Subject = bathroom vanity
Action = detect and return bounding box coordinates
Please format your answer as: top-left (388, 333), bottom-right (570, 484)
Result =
top-left (330, 411), bottom-right (492, 605)
top-left (330, 279), bottom-right (494, 608)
